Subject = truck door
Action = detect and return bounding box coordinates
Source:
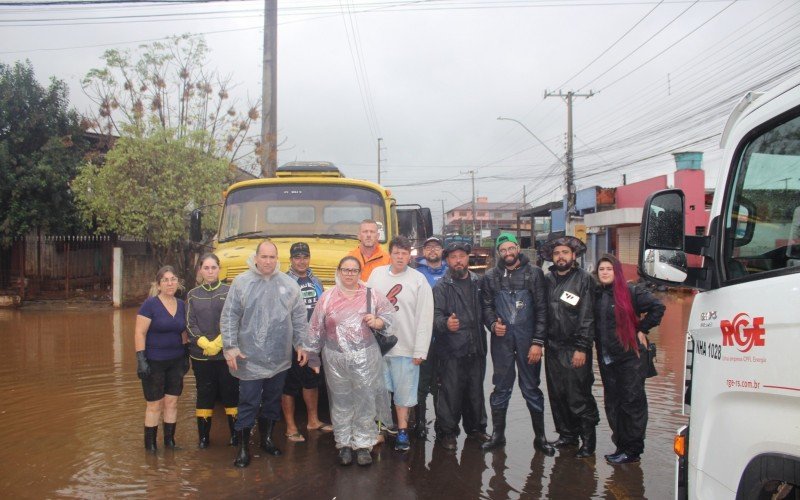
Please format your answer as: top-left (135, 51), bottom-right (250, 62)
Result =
top-left (397, 205), bottom-right (434, 248)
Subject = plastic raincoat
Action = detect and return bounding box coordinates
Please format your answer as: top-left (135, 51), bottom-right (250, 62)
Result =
top-left (221, 255), bottom-right (308, 381)
top-left (305, 282), bottom-right (394, 450)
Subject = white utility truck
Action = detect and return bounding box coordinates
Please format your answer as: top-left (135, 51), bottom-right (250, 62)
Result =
top-left (638, 74), bottom-right (800, 499)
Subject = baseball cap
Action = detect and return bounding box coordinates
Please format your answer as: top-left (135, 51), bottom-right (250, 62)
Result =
top-left (443, 241), bottom-right (471, 258)
top-left (423, 236), bottom-right (443, 248)
top-left (290, 242), bottom-right (310, 257)
top-left (495, 233), bottom-right (519, 248)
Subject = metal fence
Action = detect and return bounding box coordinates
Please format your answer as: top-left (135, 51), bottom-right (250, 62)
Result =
top-left (0, 234), bottom-right (113, 299)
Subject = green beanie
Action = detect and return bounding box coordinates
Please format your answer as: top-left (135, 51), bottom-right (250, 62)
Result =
top-left (495, 233), bottom-right (518, 248)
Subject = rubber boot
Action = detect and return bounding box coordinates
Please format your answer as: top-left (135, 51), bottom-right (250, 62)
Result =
top-left (257, 417), bottom-right (282, 456)
top-left (530, 409), bottom-right (555, 456)
top-left (163, 422), bottom-right (177, 449)
top-left (414, 401), bottom-right (427, 439)
top-left (227, 415), bottom-right (239, 446)
top-left (550, 434), bottom-right (580, 448)
top-left (481, 408), bottom-right (507, 451)
top-left (144, 426), bottom-right (158, 452)
top-left (576, 426), bottom-right (596, 458)
top-left (233, 428), bottom-right (251, 468)
top-left (197, 417), bottom-right (211, 449)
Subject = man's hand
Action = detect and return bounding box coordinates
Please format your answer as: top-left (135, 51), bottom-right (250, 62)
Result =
top-left (412, 357), bottom-right (424, 366)
top-left (527, 344), bottom-right (543, 364)
top-left (447, 313), bottom-right (460, 332)
top-left (225, 350), bottom-right (246, 372)
top-left (494, 318), bottom-right (507, 336)
top-left (571, 350), bottom-right (586, 368)
top-left (310, 365), bottom-right (320, 374)
top-left (297, 349), bottom-right (309, 367)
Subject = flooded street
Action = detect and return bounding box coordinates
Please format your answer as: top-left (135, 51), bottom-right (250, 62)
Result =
top-left (0, 293), bottom-right (692, 499)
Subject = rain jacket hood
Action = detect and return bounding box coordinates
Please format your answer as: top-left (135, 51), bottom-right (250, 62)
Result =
top-left (221, 252), bottom-right (309, 380)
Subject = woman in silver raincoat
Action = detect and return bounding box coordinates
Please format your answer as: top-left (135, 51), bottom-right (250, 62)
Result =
top-left (305, 256), bottom-right (394, 467)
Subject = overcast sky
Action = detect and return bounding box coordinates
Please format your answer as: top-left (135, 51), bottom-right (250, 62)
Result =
top-left (2, 0), bottom-right (799, 228)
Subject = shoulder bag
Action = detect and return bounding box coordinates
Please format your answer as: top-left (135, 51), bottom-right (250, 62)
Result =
top-left (366, 287), bottom-right (397, 355)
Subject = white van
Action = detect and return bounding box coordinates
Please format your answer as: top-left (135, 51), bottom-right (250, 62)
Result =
top-left (638, 74), bottom-right (800, 499)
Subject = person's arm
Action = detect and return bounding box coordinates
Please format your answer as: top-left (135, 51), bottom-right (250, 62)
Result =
top-left (413, 278), bottom-right (435, 362)
top-left (573, 273), bottom-right (596, 353)
top-left (432, 282), bottom-right (451, 334)
top-left (134, 300), bottom-right (153, 379)
top-left (530, 267), bottom-right (548, 347)
top-left (185, 290), bottom-right (208, 350)
top-left (480, 273), bottom-right (498, 332)
top-left (633, 284), bottom-right (666, 343)
top-left (221, 281), bottom-right (245, 370)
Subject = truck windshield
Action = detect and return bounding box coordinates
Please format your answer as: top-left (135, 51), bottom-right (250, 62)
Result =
top-left (219, 184), bottom-right (387, 242)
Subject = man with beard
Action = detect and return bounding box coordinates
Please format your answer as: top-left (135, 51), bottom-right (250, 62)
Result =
top-left (480, 233), bottom-right (555, 455)
top-left (431, 241), bottom-right (489, 450)
top-left (412, 236), bottom-right (448, 438)
top-left (541, 235), bottom-right (599, 458)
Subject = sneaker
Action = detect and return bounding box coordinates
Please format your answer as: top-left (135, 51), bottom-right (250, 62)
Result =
top-left (338, 446), bottom-right (353, 466)
top-left (355, 448), bottom-right (372, 466)
top-left (395, 429), bottom-right (410, 451)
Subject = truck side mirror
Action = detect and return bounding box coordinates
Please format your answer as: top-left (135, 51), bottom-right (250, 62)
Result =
top-left (639, 189), bottom-right (688, 284)
top-left (190, 209), bottom-right (203, 243)
top-left (418, 208), bottom-right (433, 240)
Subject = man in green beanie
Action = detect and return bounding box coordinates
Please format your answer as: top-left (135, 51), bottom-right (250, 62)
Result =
top-left (479, 233), bottom-right (555, 455)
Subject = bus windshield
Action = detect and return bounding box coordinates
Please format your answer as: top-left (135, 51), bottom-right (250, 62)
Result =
top-left (218, 184), bottom-right (387, 242)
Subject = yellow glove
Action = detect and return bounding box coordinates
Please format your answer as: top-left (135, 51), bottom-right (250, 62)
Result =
top-left (197, 337), bottom-right (211, 350)
top-left (203, 335), bottom-right (223, 356)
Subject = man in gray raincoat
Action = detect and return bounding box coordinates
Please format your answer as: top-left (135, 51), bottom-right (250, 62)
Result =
top-left (222, 240), bottom-right (309, 468)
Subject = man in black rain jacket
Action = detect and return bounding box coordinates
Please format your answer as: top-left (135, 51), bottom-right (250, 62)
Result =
top-left (431, 241), bottom-right (489, 450)
top-left (541, 235), bottom-right (600, 458)
top-left (480, 233), bottom-right (555, 455)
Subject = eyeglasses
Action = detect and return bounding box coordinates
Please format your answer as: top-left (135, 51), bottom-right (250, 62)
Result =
top-left (338, 268), bottom-right (361, 275)
top-left (498, 247), bottom-right (518, 255)
top-left (160, 277), bottom-right (179, 283)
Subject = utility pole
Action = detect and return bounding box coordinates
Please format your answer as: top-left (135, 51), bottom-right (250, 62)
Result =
top-left (523, 185), bottom-right (527, 207)
top-left (544, 89), bottom-right (594, 214)
top-left (434, 198), bottom-right (446, 235)
top-left (260, 0), bottom-right (278, 177)
top-left (377, 137), bottom-right (383, 184)
top-left (461, 170), bottom-right (477, 245)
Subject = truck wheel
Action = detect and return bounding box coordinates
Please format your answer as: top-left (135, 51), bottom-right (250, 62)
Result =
top-left (736, 454), bottom-right (800, 500)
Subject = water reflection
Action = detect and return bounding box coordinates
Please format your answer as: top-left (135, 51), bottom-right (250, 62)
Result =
top-left (0, 294), bottom-right (690, 498)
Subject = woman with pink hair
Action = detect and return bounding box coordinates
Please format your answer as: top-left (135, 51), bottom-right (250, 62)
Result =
top-left (594, 254), bottom-right (665, 465)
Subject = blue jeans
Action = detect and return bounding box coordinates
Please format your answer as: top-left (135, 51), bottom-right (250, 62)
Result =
top-left (235, 370), bottom-right (288, 430)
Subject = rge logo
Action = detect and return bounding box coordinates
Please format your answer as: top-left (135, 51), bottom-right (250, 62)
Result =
top-left (720, 313), bottom-right (766, 352)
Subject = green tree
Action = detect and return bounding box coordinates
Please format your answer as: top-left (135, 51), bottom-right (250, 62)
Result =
top-left (82, 34), bottom-right (260, 177)
top-left (0, 60), bottom-right (89, 240)
top-left (73, 127), bottom-right (231, 270)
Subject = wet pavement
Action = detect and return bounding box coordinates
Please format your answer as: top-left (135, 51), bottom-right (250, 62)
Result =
top-left (0, 293), bottom-right (693, 499)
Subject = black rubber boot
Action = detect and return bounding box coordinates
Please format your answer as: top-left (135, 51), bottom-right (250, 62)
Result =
top-left (227, 415), bottom-right (239, 446)
top-left (197, 417), bottom-right (211, 449)
top-left (550, 435), bottom-right (580, 448)
top-left (233, 428), bottom-right (251, 468)
top-left (414, 402), bottom-right (427, 439)
top-left (576, 426), bottom-right (596, 458)
top-left (163, 422), bottom-right (177, 449)
top-left (530, 409), bottom-right (555, 456)
top-left (144, 426), bottom-right (158, 452)
top-left (257, 417), bottom-right (282, 456)
top-left (481, 408), bottom-right (507, 451)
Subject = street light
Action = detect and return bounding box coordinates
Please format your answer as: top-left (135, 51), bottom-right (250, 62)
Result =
top-left (496, 117), bottom-right (567, 168)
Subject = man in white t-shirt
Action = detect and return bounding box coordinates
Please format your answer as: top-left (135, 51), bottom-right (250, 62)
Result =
top-left (367, 235), bottom-right (434, 452)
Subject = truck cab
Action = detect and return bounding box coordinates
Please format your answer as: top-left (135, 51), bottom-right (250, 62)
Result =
top-left (638, 75), bottom-right (800, 499)
top-left (191, 162), bottom-right (432, 285)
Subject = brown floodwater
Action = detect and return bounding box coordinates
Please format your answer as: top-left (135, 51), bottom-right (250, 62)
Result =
top-left (0, 293), bottom-right (693, 499)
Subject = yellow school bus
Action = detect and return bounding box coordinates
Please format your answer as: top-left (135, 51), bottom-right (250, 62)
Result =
top-left (191, 162), bottom-right (432, 285)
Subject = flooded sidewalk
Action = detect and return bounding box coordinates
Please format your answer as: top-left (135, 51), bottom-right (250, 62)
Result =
top-left (0, 293), bottom-right (692, 499)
